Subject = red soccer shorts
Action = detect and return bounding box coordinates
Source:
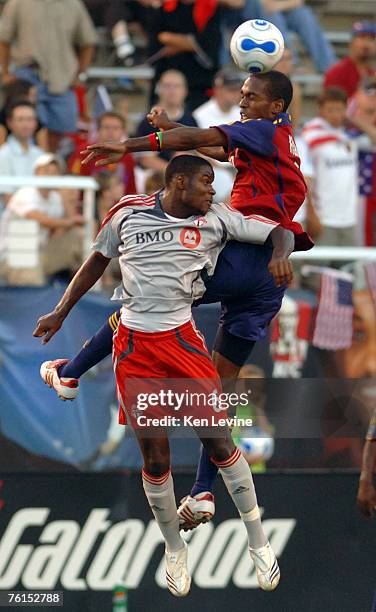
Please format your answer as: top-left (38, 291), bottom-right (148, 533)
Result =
top-left (113, 320), bottom-right (225, 430)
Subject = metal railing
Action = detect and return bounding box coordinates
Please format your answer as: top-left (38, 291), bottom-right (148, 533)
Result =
top-left (0, 175), bottom-right (98, 260)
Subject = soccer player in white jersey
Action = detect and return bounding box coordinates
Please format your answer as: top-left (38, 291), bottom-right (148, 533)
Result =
top-left (34, 156), bottom-right (293, 596)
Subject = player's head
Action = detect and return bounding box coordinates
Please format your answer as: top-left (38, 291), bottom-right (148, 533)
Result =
top-left (239, 71), bottom-right (293, 120)
top-left (318, 87), bottom-right (347, 128)
top-left (164, 154), bottom-right (215, 215)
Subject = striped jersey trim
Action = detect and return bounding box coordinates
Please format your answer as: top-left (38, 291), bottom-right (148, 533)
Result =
top-left (99, 193), bottom-right (156, 231)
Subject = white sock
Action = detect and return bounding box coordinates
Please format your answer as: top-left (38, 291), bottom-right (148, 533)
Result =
top-left (142, 469), bottom-right (184, 553)
top-left (215, 448), bottom-right (267, 550)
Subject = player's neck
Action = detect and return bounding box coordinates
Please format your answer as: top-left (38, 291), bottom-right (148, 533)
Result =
top-left (160, 191), bottom-right (194, 219)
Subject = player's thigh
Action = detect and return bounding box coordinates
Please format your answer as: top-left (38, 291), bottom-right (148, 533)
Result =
top-left (218, 277), bottom-right (286, 343)
top-left (161, 323), bottom-right (220, 380)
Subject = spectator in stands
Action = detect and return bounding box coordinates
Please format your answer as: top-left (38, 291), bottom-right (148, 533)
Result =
top-left (0, 0), bottom-right (97, 152)
top-left (93, 171), bottom-right (124, 289)
top-left (302, 87), bottom-right (376, 247)
top-left (0, 101), bottom-right (45, 206)
top-left (144, 170), bottom-right (165, 195)
top-left (143, 0), bottom-right (240, 110)
top-left (135, 70), bottom-right (197, 175)
top-left (95, 171), bottom-right (124, 224)
top-left (324, 21), bottom-right (376, 98)
top-left (83, 0), bottom-right (143, 65)
top-left (0, 154), bottom-right (84, 284)
top-left (193, 67), bottom-right (241, 201)
top-left (275, 47), bottom-right (302, 129)
top-left (347, 77), bottom-right (376, 246)
top-left (69, 112), bottom-right (137, 195)
top-left (241, 0), bottom-right (336, 72)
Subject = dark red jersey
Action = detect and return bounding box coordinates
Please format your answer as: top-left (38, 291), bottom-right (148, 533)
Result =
top-left (216, 113), bottom-right (312, 250)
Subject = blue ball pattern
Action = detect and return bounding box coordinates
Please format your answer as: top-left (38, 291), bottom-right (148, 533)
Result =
top-left (240, 38), bottom-right (277, 53)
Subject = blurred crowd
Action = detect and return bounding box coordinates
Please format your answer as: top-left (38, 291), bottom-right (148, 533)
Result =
top-left (0, 0), bottom-right (374, 289)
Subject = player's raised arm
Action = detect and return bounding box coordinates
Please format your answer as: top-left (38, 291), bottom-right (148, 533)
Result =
top-left (33, 252), bottom-right (111, 344)
top-left (147, 107), bottom-right (228, 162)
top-left (81, 126), bottom-right (227, 168)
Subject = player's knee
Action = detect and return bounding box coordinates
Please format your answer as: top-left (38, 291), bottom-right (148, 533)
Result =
top-left (143, 451), bottom-right (170, 477)
top-left (206, 438), bottom-right (236, 463)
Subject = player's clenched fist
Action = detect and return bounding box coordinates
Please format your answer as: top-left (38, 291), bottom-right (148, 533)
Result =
top-left (33, 312), bottom-right (64, 344)
top-left (147, 106), bottom-right (173, 131)
top-left (268, 257), bottom-right (293, 287)
top-left (357, 481), bottom-right (376, 518)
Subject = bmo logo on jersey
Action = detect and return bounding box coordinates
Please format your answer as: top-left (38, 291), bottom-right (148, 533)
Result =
top-left (180, 227), bottom-right (201, 249)
top-left (135, 230), bottom-right (173, 244)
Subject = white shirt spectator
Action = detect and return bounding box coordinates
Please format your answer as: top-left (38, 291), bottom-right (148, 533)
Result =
top-left (193, 99), bottom-right (239, 202)
top-left (0, 135), bottom-right (44, 195)
top-left (302, 117), bottom-right (361, 227)
top-left (2, 186), bottom-right (64, 249)
top-left (193, 98), bottom-right (240, 128)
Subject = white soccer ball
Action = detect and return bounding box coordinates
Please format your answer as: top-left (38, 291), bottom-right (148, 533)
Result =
top-left (238, 428), bottom-right (275, 464)
top-left (230, 19), bottom-right (285, 74)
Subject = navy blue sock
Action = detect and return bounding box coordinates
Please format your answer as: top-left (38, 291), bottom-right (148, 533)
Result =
top-left (58, 311), bottom-right (118, 379)
top-left (191, 446), bottom-right (219, 496)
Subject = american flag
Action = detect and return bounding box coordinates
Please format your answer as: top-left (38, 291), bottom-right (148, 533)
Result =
top-left (312, 269), bottom-right (354, 350)
top-left (365, 261), bottom-right (376, 306)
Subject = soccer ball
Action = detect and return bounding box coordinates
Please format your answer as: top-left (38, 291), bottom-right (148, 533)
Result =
top-left (230, 19), bottom-right (285, 74)
top-left (237, 428), bottom-right (275, 464)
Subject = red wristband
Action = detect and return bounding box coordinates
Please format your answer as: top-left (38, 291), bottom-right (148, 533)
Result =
top-left (148, 133), bottom-right (159, 151)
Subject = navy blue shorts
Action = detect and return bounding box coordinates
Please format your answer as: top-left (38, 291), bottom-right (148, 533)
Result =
top-left (197, 241), bottom-right (286, 343)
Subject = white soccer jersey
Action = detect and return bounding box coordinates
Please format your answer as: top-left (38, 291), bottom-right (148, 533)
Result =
top-left (302, 117), bottom-right (367, 228)
top-left (92, 192), bottom-right (277, 331)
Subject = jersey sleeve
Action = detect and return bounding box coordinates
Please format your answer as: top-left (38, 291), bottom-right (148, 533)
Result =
top-left (92, 209), bottom-right (131, 258)
top-left (212, 202), bottom-right (278, 244)
top-left (215, 119), bottom-right (275, 156)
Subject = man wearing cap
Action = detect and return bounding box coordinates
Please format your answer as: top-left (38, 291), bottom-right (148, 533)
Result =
top-left (324, 21), bottom-right (376, 98)
top-left (0, 154), bottom-right (84, 284)
top-left (193, 68), bottom-right (243, 201)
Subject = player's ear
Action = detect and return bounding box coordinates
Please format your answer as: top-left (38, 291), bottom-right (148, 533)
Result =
top-left (272, 98), bottom-right (284, 115)
top-left (175, 174), bottom-right (188, 190)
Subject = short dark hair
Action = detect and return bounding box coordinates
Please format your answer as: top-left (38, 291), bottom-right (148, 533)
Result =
top-left (4, 78), bottom-right (33, 105)
top-left (165, 155), bottom-right (213, 185)
top-left (318, 87), bottom-right (348, 106)
top-left (253, 70), bottom-right (293, 112)
top-left (97, 111), bottom-right (126, 129)
top-left (6, 99), bottom-right (36, 120)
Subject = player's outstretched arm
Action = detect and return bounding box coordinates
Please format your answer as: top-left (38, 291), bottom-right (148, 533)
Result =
top-left (33, 252), bottom-right (111, 344)
top-left (147, 107), bottom-right (228, 162)
top-left (81, 126), bottom-right (227, 167)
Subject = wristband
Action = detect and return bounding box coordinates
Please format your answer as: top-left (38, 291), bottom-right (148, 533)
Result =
top-left (156, 131), bottom-right (163, 150)
top-left (148, 133), bottom-right (160, 151)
